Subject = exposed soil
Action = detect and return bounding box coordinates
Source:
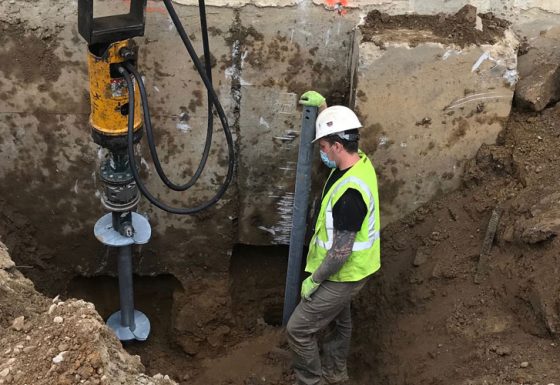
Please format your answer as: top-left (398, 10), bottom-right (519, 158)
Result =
top-left (0, 244), bottom-right (176, 385)
top-left (361, 5), bottom-right (510, 47)
top-left (351, 105), bottom-right (560, 384)
top-left (3, 102), bottom-right (560, 384)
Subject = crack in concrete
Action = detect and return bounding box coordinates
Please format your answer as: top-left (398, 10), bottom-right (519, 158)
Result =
top-left (227, 9), bottom-right (244, 240)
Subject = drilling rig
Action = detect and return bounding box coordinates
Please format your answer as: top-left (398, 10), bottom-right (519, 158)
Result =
top-left (78, 0), bottom-right (235, 342)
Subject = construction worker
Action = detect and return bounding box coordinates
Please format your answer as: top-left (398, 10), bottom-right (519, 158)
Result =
top-left (286, 91), bottom-right (381, 385)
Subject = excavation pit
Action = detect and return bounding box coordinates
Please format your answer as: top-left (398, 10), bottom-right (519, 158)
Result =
top-left (51, 245), bottom-right (295, 382)
top-left (229, 244), bottom-right (290, 329)
top-left (64, 274), bottom-right (188, 377)
top-left (3, 2), bottom-right (560, 384)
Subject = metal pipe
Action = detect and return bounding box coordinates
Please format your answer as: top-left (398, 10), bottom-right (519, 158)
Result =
top-left (282, 106), bottom-right (318, 326)
top-left (117, 245), bottom-right (136, 330)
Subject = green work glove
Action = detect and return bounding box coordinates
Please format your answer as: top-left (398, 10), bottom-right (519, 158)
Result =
top-left (299, 91), bottom-right (326, 107)
top-left (301, 276), bottom-right (320, 301)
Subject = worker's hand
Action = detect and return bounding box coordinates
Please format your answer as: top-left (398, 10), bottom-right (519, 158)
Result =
top-left (299, 91), bottom-right (326, 108)
top-left (301, 276), bottom-right (320, 301)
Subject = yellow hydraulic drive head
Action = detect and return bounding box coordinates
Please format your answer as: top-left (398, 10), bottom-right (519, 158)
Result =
top-left (87, 40), bottom-right (142, 139)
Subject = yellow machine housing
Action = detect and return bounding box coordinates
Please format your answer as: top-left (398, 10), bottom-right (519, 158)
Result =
top-left (87, 40), bottom-right (142, 137)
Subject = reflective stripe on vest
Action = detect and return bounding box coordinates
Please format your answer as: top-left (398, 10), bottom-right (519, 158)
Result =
top-left (315, 176), bottom-right (380, 251)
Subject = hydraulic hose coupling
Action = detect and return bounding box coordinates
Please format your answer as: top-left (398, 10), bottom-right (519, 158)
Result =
top-left (119, 47), bottom-right (136, 60)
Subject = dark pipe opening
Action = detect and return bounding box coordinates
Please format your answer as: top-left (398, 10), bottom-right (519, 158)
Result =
top-left (229, 244), bottom-right (306, 329)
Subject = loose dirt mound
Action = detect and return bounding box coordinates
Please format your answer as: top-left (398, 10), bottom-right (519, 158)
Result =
top-left (361, 5), bottom-right (510, 47)
top-left (0, 243), bottom-right (176, 385)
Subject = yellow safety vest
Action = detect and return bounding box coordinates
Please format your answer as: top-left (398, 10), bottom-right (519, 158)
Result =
top-left (305, 150), bottom-right (381, 282)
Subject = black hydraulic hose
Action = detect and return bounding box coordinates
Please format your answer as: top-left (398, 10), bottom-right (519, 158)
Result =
top-left (122, 0), bottom-right (217, 192)
top-left (120, 67), bottom-right (231, 214)
top-left (123, 62), bottom-right (213, 192)
top-left (161, 0), bottom-right (230, 138)
top-left (121, 0), bottom-right (220, 192)
top-left (198, 0), bottom-right (215, 182)
top-left (198, 0), bottom-right (213, 95)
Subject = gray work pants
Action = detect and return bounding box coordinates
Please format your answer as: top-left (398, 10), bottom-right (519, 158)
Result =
top-left (286, 278), bottom-right (367, 385)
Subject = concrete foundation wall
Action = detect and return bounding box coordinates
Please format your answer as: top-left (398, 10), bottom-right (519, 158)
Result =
top-left (0, 0), bottom-right (357, 288)
top-left (0, 0), bottom-right (559, 281)
top-left (1, 0), bottom-right (560, 352)
top-left (353, 30), bottom-right (518, 225)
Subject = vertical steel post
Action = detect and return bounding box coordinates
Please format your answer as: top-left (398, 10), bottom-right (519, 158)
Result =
top-left (282, 106), bottom-right (318, 326)
top-left (117, 245), bottom-right (136, 330)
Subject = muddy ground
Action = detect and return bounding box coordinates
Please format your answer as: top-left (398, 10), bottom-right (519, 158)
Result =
top-left (3, 101), bottom-right (560, 384)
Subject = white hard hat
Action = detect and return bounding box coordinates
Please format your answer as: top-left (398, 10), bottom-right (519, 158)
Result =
top-left (313, 105), bottom-right (362, 143)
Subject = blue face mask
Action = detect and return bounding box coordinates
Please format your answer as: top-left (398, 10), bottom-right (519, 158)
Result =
top-left (320, 150), bottom-right (337, 169)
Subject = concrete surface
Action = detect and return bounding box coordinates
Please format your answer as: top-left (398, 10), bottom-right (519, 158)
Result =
top-left (514, 26), bottom-right (560, 111)
top-left (0, 0), bottom-right (558, 356)
top-left (236, 6), bottom-right (356, 245)
top-left (0, 2), bottom-right (238, 283)
top-left (353, 29), bottom-right (519, 225)
top-left (0, 0), bottom-right (555, 262)
top-left (0, 0), bottom-right (357, 292)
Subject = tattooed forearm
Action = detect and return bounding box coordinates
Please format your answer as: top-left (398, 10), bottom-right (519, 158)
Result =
top-left (312, 229), bottom-right (357, 283)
